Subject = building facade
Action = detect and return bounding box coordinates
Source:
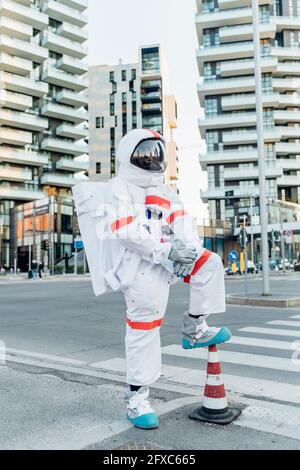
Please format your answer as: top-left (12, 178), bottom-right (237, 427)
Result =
top-left (0, 0), bottom-right (89, 268)
top-left (196, 0), bottom-right (300, 225)
top-left (89, 45), bottom-right (179, 189)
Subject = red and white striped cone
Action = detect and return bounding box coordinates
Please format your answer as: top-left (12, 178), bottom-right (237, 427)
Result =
top-left (189, 345), bottom-right (242, 425)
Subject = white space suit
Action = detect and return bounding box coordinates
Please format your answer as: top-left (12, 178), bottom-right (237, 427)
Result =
top-left (107, 129), bottom-right (229, 392)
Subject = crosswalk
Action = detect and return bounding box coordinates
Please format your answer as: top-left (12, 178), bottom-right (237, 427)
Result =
top-left (89, 311), bottom-right (300, 440)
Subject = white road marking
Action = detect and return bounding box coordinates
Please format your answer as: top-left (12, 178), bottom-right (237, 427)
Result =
top-left (233, 399), bottom-right (300, 441)
top-left (6, 348), bottom-right (86, 366)
top-left (239, 326), bottom-right (300, 338)
top-left (162, 344), bottom-right (300, 373)
top-left (90, 357), bottom-right (300, 404)
top-left (230, 335), bottom-right (295, 351)
top-left (268, 320), bottom-right (300, 328)
top-left (291, 315), bottom-right (300, 319)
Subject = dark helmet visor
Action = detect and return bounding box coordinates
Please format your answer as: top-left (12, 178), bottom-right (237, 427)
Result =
top-left (130, 139), bottom-right (167, 173)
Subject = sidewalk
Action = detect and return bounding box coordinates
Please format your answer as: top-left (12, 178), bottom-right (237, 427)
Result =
top-left (1, 353), bottom-right (300, 450)
top-left (0, 273), bottom-right (91, 284)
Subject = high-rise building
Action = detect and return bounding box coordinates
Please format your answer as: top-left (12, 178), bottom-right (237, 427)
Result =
top-left (0, 0), bottom-right (89, 268)
top-left (89, 44), bottom-right (178, 189)
top-left (196, 0), bottom-right (300, 225)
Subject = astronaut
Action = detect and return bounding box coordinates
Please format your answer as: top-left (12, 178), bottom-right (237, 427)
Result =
top-left (107, 129), bottom-right (231, 430)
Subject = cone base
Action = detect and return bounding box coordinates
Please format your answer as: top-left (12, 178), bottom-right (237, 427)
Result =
top-left (189, 405), bottom-right (242, 425)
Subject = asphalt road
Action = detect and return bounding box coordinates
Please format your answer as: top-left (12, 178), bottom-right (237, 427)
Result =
top-left (0, 276), bottom-right (300, 449)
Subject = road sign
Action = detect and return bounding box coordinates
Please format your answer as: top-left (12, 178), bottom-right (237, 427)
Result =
top-left (284, 230), bottom-right (293, 237)
top-left (74, 239), bottom-right (84, 250)
top-left (228, 250), bottom-right (239, 262)
top-left (239, 228), bottom-right (248, 249)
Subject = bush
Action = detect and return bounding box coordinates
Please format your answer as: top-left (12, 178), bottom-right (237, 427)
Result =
top-left (54, 265), bottom-right (64, 275)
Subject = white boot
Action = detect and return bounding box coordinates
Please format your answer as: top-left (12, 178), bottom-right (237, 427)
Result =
top-left (182, 312), bottom-right (232, 349)
top-left (125, 387), bottom-right (159, 429)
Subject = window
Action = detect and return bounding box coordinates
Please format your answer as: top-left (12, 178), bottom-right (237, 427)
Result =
top-left (95, 117), bottom-right (101, 128)
top-left (112, 82), bottom-right (117, 93)
top-left (122, 92), bottom-right (127, 104)
top-left (205, 96), bottom-right (219, 116)
top-left (96, 162), bottom-right (101, 174)
top-left (262, 73), bottom-right (272, 93)
top-left (259, 4), bottom-right (270, 23)
top-left (202, 0), bottom-right (218, 13)
top-left (109, 71), bottom-right (114, 82)
top-left (260, 39), bottom-right (271, 57)
top-left (141, 47), bottom-right (160, 75)
top-left (273, 0), bottom-right (283, 16)
top-left (206, 130), bottom-right (223, 151)
top-left (265, 143), bottom-right (276, 167)
top-left (115, 115), bottom-right (118, 127)
top-left (131, 69), bottom-right (136, 80)
top-left (204, 62), bottom-right (221, 81)
top-left (110, 93), bottom-right (115, 116)
top-left (122, 70), bottom-right (127, 81)
top-left (263, 108), bottom-right (274, 128)
top-left (203, 28), bottom-right (220, 47)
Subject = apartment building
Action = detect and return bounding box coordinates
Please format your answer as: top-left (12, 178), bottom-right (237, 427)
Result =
top-left (0, 0), bottom-right (89, 268)
top-left (89, 44), bottom-right (179, 189)
top-left (196, 0), bottom-right (300, 225)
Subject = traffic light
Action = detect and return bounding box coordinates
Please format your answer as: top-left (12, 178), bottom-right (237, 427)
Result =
top-left (239, 228), bottom-right (248, 249)
top-left (41, 240), bottom-right (49, 251)
top-left (225, 190), bottom-right (234, 208)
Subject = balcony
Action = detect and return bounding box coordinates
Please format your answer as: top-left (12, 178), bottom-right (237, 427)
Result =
top-left (41, 102), bottom-right (87, 124)
top-left (0, 89), bottom-right (32, 111)
top-left (197, 42), bottom-right (253, 73)
top-left (56, 123), bottom-right (88, 140)
top-left (0, 183), bottom-right (45, 201)
top-left (219, 22), bottom-right (275, 43)
top-left (41, 66), bottom-right (87, 91)
top-left (276, 142), bottom-right (300, 155)
top-left (0, 52), bottom-right (32, 75)
top-left (278, 126), bottom-right (300, 139)
top-left (0, 71), bottom-right (48, 97)
top-left (0, 166), bottom-right (32, 182)
top-left (220, 57), bottom-right (277, 77)
top-left (0, 109), bottom-right (48, 131)
top-left (272, 16), bottom-right (300, 31)
top-left (41, 137), bottom-right (88, 156)
top-left (274, 110), bottom-right (300, 124)
top-left (0, 147), bottom-right (48, 166)
top-left (0, 127), bottom-right (32, 146)
top-left (276, 62), bottom-right (300, 76)
top-left (218, 0), bottom-right (271, 9)
top-left (0, 34), bottom-right (48, 63)
top-left (221, 93), bottom-right (280, 111)
top-left (56, 89), bottom-right (87, 107)
top-left (277, 159), bottom-right (300, 171)
top-left (196, 7), bottom-right (252, 34)
top-left (200, 186), bottom-right (259, 202)
top-left (199, 112), bottom-right (257, 133)
top-left (200, 148), bottom-right (258, 170)
top-left (0, 0), bottom-right (48, 29)
top-left (141, 91), bottom-right (162, 103)
top-left (57, 55), bottom-right (88, 75)
top-left (57, 22), bottom-right (88, 44)
top-left (0, 15), bottom-right (32, 41)
top-left (40, 172), bottom-right (75, 187)
top-left (223, 166), bottom-right (282, 181)
top-left (42, 31), bottom-right (87, 59)
top-left (272, 46), bottom-right (300, 61)
top-left (223, 128), bottom-right (281, 145)
top-left (56, 157), bottom-right (88, 171)
top-left (41, 1), bottom-right (87, 27)
top-left (273, 78), bottom-right (300, 92)
top-left (141, 103), bottom-right (163, 114)
top-left (277, 176), bottom-right (300, 187)
top-left (141, 80), bottom-right (161, 90)
top-left (198, 77), bottom-right (255, 105)
top-left (57, 0), bottom-right (88, 12)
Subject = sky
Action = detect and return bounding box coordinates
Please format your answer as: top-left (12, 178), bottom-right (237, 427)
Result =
top-left (88, 0), bottom-right (208, 220)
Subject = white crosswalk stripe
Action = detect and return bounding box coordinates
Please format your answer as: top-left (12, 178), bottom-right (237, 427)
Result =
top-left (239, 326), bottom-right (300, 338)
top-left (268, 320), bottom-right (300, 327)
top-left (230, 335), bottom-right (295, 351)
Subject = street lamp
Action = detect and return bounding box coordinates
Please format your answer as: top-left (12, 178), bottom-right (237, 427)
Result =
top-left (252, 0), bottom-right (270, 295)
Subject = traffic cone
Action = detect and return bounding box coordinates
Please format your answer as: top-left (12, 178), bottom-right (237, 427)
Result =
top-left (189, 345), bottom-right (242, 424)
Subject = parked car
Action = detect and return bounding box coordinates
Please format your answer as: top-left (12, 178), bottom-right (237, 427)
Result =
top-left (226, 261), bottom-right (258, 275)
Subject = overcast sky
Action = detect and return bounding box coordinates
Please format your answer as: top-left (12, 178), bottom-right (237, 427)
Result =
top-left (88, 0), bottom-right (208, 220)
